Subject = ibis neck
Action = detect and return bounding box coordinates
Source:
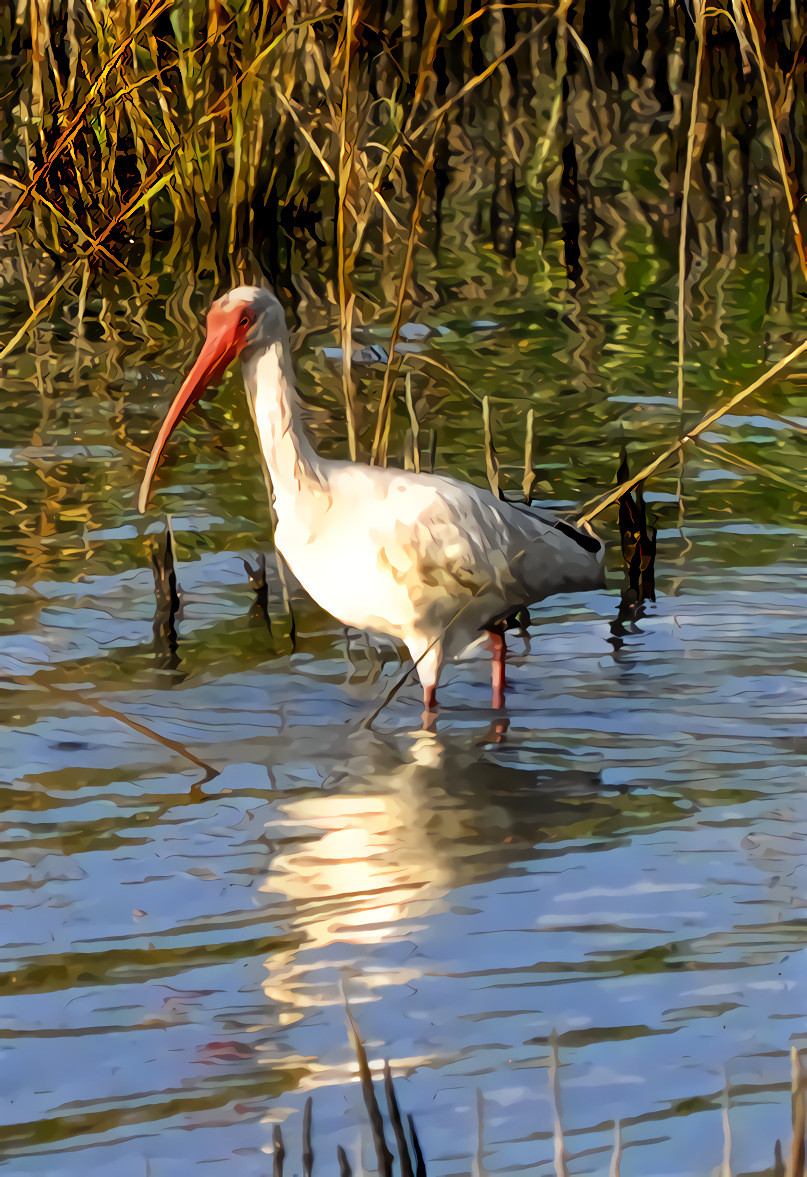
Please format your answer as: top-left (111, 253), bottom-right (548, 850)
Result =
top-left (242, 340), bottom-right (323, 507)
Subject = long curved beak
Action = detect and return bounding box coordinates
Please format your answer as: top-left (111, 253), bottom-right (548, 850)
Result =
top-left (137, 308), bottom-right (246, 514)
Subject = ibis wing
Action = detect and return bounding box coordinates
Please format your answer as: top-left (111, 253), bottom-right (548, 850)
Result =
top-left (338, 464), bottom-right (603, 636)
top-left (371, 479), bottom-right (534, 619)
top-left (399, 478), bottom-right (604, 609)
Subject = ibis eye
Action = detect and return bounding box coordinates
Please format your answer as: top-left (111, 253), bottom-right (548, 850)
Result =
top-left (240, 314), bottom-right (251, 329)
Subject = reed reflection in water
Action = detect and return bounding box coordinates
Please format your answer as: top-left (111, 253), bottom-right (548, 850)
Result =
top-left (1, 541), bottom-right (807, 1173)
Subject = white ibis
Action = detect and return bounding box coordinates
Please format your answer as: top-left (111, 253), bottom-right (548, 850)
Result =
top-left (138, 286), bottom-right (603, 714)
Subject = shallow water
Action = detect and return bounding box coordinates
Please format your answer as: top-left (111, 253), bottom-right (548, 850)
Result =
top-left (3, 214), bottom-right (807, 1175)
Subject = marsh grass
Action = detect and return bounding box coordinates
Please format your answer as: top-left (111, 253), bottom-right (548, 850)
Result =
top-left (4, 1), bottom-right (807, 497)
top-left (267, 1015), bottom-right (807, 1176)
top-left (2, 11), bottom-right (806, 1167)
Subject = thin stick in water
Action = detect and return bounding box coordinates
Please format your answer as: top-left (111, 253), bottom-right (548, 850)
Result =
top-left (549, 1034), bottom-right (569, 1177)
top-left (384, 1061), bottom-right (414, 1177)
top-left (677, 4), bottom-right (705, 411)
top-left (474, 1088), bottom-right (486, 1177)
top-left (272, 1125), bottom-right (285, 1177)
top-left (302, 1096), bottom-right (314, 1177)
top-left (721, 1086), bottom-right (732, 1177)
top-left (788, 1047), bottom-right (805, 1177)
top-left (576, 334), bottom-right (807, 526)
top-left (523, 407), bottom-right (535, 501)
top-left (405, 373), bottom-right (421, 474)
top-left (371, 133), bottom-right (441, 466)
top-left (345, 1004), bottom-right (393, 1177)
top-left (407, 1114), bottom-right (427, 1177)
top-left (482, 396), bottom-right (500, 500)
top-left (609, 1120), bottom-right (622, 1177)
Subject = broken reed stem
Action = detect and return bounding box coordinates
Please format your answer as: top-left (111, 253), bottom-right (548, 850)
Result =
top-left (76, 260), bottom-right (91, 338)
top-left (576, 334), bottom-right (807, 526)
top-left (408, 352), bottom-right (484, 405)
top-left (741, 0), bottom-right (807, 284)
top-left (384, 1061), bottom-right (415, 1177)
top-left (789, 1048), bottom-right (806, 1177)
top-left (549, 1035), bottom-right (570, 1177)
top-left (677, 4), bottom-right (705, 412)
top-left (14, 232), bottom-right (36, 312)
top-left (609, 1120), bottom-right (622, 1177)
top-left (721, 1087), bottom-right (732, 1177)
top-left (73, 700), bottom-right (216, 785)
top-left (272, 1125), bottom-right (285, 1177)
top-left (302, 1096), bottom-right (314, 1177)
top-left (345, 1004), bottom-right (394, 1177)
top-left (474, 1088), bottom-right (486, 1177)
top-left (0, 267), bottom-right (75, 363)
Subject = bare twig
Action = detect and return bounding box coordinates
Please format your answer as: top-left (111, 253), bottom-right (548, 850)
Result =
top-left (482, 396), bottom-right (500, 499)
top-left (677, 3), bottom-right (706, 411)
top-left (576, 336), bottom-right (807, 526)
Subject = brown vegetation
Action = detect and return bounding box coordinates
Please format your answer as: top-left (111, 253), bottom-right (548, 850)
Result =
top-left (3, 0), bottom-right (807, 507)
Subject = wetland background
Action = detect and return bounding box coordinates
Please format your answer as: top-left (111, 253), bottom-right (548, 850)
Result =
top-left (2, 1), bottom-right (807, 1173)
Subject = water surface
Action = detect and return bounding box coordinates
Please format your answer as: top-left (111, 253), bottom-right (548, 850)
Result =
top-left (2, 199), bottom-right (807, 1175)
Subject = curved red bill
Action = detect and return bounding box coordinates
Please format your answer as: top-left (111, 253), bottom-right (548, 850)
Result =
top-left (137, 304), bottom-right (251, 514)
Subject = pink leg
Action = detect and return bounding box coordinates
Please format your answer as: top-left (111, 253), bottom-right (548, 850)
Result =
top-left (490, 631), bottom-right (506, 709)
top-left (409, 638), bottom-right (442, 724)
top-left (421, 684), bottom-right (438, 730)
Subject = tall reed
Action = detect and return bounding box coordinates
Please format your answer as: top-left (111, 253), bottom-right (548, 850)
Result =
top-left (3, 2), bottom-right (807, 478)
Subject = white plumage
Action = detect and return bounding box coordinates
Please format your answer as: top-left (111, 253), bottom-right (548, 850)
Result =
top-left (139, 286), bottom-right (604, 712)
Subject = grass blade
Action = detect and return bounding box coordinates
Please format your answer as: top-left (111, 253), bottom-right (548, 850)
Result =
top-left (345, 1004), bottom-right (393, 1177)
top-left (384, 1060), bottom-right (415, 1177)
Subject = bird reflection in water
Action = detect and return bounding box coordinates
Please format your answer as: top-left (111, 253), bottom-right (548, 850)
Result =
top-left (257, 719), bottom-right (600, 1027)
